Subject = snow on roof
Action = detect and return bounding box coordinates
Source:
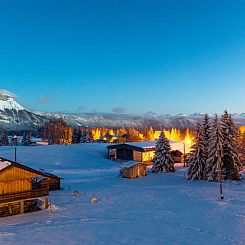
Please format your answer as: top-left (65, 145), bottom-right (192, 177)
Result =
top-left (126, 140), bottom-right (191, 154)
top-left (126, 141), bottom-right (157, 149)
top-left (0, 160), bottom-right (11, 171)
top-left (122, 161), bottom-right (142, 168)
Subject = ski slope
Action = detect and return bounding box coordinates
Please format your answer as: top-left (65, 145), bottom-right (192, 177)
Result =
top-left (0, 144), bottom-right (244, 245)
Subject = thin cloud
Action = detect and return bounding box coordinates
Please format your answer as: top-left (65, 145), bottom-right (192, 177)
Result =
top-left (37, 96), bottom-right (50, 105)
top-left (112, 107), bottom-right (126, 114)
top-left (77, 105), bottom-right (86, 112)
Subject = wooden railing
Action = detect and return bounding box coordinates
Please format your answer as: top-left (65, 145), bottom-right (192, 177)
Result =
top-left (0, 188), bottom-right (49, 204)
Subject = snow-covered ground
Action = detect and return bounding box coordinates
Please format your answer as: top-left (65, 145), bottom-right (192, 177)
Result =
top-left (0, 144), bottom-right (244, 245)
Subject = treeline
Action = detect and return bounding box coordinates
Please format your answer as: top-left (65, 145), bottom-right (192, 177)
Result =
top-left (41, 119), bottom-right (194, 145)
top-left (187, 111), bottom-right (243, 181)
top-left (151, 111), bottom-right (244, 183)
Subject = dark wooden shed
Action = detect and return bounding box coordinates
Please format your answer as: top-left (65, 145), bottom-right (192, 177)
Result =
top-left (107, 142), bottom-right (156, 165)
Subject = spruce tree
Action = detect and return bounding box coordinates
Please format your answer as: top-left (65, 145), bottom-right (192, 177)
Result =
top-left (72, 127), bottom-right (82, 144)
top-left (0, 130), bottom-right (9, 146)
top-left (205, 115), bottom-right (223, 181)
top-left (202, 114), bottom-right (211, 179)
top-left (187, 122), bottom-right (206, 180)
top-left (152, 132), bottom-right (175, 173)
top-left (220, 111), bottom-right (241, 180)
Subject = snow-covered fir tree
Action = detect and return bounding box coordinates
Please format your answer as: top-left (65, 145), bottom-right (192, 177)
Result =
top-left (22, 132), bottom-right (31, 146)
top-left (205, 115), bottom-right (223, 181)
top-left (152, 132), bottom-right (175, 173)
top-left (72, 127), bottom-right (82, 144)
top-left (202, 114), bottom-right (211, 179)
top-left (0, 130), bottom-right (9, 146)
top-left (220, 111), bottom-right (241, 180)
top-left (80, 128), bottom-right (88, 143)
top-left (187, 122), bottom-right (206, 180)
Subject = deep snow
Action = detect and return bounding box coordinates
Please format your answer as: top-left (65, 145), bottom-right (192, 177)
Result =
top-left (0, 144), bottom-right (244, 245)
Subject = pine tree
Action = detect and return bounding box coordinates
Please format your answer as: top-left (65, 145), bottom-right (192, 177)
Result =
top-left (202, 114), bottom-right (211, 179)
top-left (187, 122), bottom-right (206, 180)
top-left (0, 130), bottom-right (9, 146)
top-left (152, 132), bottom-right (175, 173)
top-left (22, 132), bottom-right (32, 146)
top-left (205, 115), bottom-right (223, 181)
top-left (220, 111), bottom-right (241, 180)
top-left (72, 127), bottom-right (82, 144)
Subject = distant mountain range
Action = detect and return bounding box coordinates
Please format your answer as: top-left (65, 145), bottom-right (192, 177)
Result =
top-left (0, 90), bottom-right (245, 131)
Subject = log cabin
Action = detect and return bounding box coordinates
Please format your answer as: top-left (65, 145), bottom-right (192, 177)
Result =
top-left (0, 157), bottom-right (61, 217)
top-left (121, 161), bottom-right (147, 179)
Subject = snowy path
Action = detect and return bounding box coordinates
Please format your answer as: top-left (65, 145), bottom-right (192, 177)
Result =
top-left (0, 144), bottom-right (245, 245)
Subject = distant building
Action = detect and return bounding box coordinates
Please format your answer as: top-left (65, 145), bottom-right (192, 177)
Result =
top-left (107, 141), bottom-right (191, 165)
top-left (0, 157), bottom-right (61, 217)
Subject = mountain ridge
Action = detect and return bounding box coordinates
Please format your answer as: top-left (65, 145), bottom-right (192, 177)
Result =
top-left (0, 90), bottom-right (245, 131)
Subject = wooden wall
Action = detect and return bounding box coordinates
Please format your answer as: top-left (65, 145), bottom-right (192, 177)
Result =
top-left (142, 151), bottom-right (155, 162)
top-left (133, 151), bottom-right (142, 161)
top-left (122, 163), bottom-right (147, 179)
top-left (0, 166), bottom-right (40, 195)
top-left (0, 179), bottom-right (32, 195)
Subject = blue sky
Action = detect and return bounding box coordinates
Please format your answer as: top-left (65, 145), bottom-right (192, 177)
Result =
top-left (0, 0), bottom-right (245, 114)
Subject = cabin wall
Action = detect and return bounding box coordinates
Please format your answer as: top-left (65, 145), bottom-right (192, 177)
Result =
top-left (142, 151), bottom-right (155, 162)
top-left (0, 179), bottom-right (32, 195)
top-left (122, 164), bottom-right (147, 179)
top-left (0, 166), bottom-right (39, 181)
top-left (0, 166), bottom-right (40, 195)
top-left (133, 151), bottom-right (142, 161)
top-left (39, 178), bottom-right (61, 191)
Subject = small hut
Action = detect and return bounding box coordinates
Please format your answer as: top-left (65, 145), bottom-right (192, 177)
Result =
top-left (121, 161), bottom-right (147, 179)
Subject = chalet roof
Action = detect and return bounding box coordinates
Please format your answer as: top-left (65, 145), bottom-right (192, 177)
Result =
top-left (107, 140), bottom-right (191, 154)
top-left (0, 157), bottom-right (62, 179)
top-left (107, 141), bottom-right (157, 152)
top-left (0, 161), bottom-right (11, 171)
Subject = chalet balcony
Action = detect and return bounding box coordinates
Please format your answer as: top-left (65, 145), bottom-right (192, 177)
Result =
top-left (0, 188), bottom-right (49, 204)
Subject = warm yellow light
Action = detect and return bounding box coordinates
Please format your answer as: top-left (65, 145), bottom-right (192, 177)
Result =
top-left (185, 138), bottom-right (192, 146)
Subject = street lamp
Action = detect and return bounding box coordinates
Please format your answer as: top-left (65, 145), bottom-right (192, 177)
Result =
top-left (183, 142), bottom-right (186, 167)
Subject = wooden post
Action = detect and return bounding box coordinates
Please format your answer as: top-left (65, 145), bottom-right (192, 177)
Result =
top-left (183, 143), bottom-right (186, 167)
top-left (218, 158), bottom-right (224, 200)
top-left (20, 200), bottom-right (24, 214)
top-left (14, 147), bottom-right (17, 163)
top-left (44, 196), bottom-right (49, 209)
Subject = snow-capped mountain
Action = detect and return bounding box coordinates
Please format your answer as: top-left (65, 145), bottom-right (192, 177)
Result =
top-left (1, 90), bottom-right (245, 131)
top-left (0, 90), bottom-right (47, 130)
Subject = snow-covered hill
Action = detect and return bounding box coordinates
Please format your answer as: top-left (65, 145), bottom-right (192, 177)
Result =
top-left (0, 144), bottom-right (244, 245)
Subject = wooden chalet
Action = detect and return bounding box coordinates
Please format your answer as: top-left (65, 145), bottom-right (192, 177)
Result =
top-left (107, 141), bottom-right (189, 165)
top-left (121, 161), bottom-right (147, 179)
top-left (107, 142), bottom-right (156, 165)
top-left (0, 157), bottom-right (61, 217)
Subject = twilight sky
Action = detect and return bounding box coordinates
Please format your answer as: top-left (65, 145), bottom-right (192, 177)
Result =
top-left (0, 0), bottom-right (245, 114)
